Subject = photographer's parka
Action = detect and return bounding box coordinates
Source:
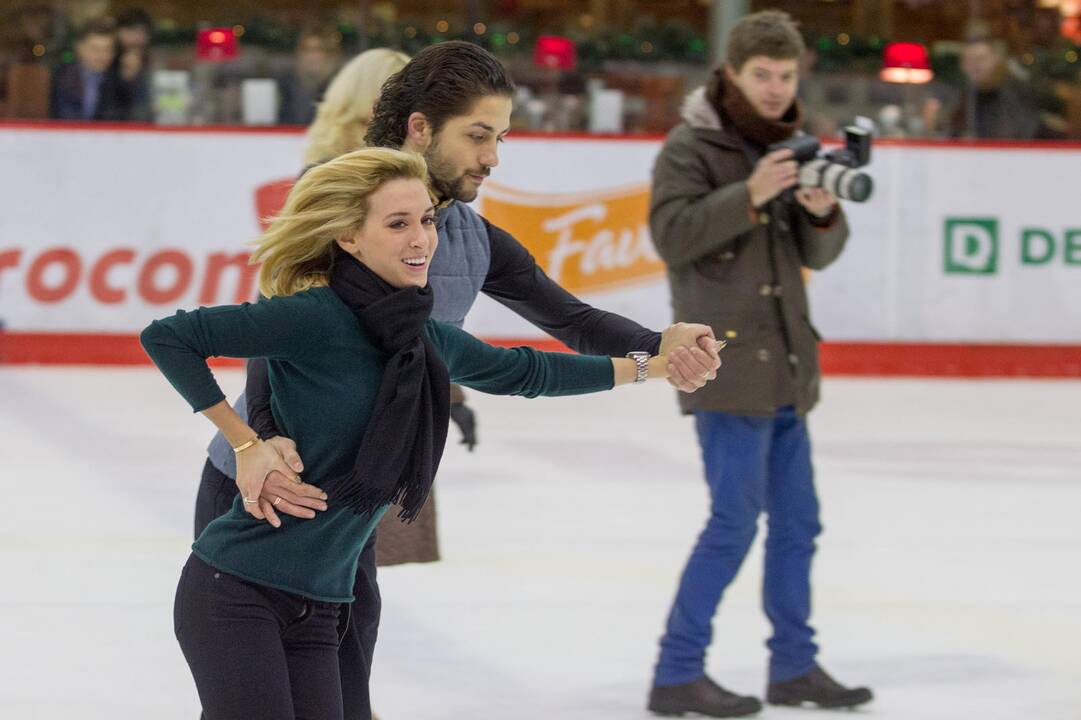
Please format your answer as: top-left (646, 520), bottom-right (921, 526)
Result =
top-left (649, 85), bottom-right (848, 416)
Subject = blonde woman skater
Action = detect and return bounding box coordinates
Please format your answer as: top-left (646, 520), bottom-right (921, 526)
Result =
top-left (144, 148), bottom-right (688, 719)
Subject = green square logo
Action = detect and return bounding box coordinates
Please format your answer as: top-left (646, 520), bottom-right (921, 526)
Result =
top-left (944, 218), bottom-right (999, 274)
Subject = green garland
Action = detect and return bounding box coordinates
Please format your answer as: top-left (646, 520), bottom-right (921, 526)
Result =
top-left (149, 17), bottom-right (1079, 82)
top-left (150, 16), bottom-right (709, 66)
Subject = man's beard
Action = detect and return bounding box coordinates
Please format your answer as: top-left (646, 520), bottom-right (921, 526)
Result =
top-left (424, 141), bottom-right (488, 203)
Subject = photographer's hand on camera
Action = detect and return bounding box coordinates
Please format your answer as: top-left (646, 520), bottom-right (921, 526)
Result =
top-left (794, 187), bottom-right (838, 219)
top-left (746, 148), bottom-right (800, 208)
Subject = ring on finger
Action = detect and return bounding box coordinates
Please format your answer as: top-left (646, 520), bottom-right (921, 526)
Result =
top-left (243, 497), bottom-right (258, 504)
top-left (273, 496), bottom-right (283, 507)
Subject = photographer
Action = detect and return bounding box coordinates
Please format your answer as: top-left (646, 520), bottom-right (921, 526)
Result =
top-left (646, 11), bottom-right (872, 717)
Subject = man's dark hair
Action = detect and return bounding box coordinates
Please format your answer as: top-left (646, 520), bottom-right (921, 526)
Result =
top-left (75, 17), bottom-right (116, 43)
top-left (365, 41), bottom-right (515, 149)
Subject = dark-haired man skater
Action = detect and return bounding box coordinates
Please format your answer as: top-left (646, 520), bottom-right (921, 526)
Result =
top-left (196, 41), bottom-right (721, 720)
top-left (645, 12), bottom-right (872, 717)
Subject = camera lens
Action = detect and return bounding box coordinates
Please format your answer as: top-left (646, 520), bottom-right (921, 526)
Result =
top-left (798, 160), bottom-right (873, 203)
top-left (840, 172), bottom-right (873, 202)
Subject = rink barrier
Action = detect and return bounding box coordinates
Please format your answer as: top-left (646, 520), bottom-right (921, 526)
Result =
top-left (1, 332), bottom-right (1079, 377)
top-left (4, 123), bottom-right (1080, 363)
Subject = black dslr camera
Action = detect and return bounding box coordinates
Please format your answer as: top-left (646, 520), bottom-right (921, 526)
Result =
top-left (768, 126), bottom-right (873, 203)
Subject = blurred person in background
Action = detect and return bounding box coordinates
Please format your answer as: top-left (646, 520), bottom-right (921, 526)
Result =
top-left (278, 24), bottom-right (343, 126)
top-left (49, 17), bottom-right (124, 120)
top-left (646, 11), bottom-right (872, 717)
top-left (942, 36), bottom-right (1062, 139)
top-left (101, 7), bottom-right (153, 121)
top-left (303, 47), bottom-right (410, 166)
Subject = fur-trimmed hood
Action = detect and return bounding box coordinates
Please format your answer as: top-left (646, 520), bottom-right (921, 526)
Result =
top-left (680, 86), bottom-right (723, 131)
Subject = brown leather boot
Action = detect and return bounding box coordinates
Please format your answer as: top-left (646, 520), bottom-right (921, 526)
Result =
top-left (766, 666), bottom-right (873, 709)
top-left (648, 675), bottom-right (762, 717)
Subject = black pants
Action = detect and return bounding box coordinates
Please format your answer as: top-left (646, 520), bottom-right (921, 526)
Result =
top-left (195, 460), bottom-right (381, 720)
top-left (175, 554), bottom-right (346, 719)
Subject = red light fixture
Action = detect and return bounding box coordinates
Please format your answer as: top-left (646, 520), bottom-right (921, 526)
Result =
top-left (534, 35), bottom-right (577, 70)
top-left (196, 27), bottom-right (239, 62)
top-left (880, 42), bottom-right (933, 83)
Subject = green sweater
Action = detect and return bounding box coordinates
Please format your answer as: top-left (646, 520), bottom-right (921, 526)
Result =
top-left (141, 286), bottom-right (614, 602)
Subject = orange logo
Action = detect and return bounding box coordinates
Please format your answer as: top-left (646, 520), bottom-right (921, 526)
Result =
top-left (479, 182), bottom-right (666, 295)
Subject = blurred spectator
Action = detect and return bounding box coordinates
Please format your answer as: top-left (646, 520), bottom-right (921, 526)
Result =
top-left (104, 8), bottom-right (154, 121)
top-left (49, 18), bottom-right (125, 120)
top-left (1023, 8), bottom-right (1074, 137)
top-left (278, 26), bottom-right (342, 126)
top-left (303, 47), bottom-right (410, 165)
top-left (944, 37), bottom-right (1061, 139)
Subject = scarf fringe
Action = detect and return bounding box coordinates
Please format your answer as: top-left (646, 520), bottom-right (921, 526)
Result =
top-left (321, 469), bottom-right (432, 523)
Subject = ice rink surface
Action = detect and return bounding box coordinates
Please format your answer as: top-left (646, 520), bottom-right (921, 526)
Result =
top-left (1, 366), bottom-right (1079, 719)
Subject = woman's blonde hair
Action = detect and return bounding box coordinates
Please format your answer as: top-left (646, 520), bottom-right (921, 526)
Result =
top-left (303, 48), bottom-right (411, 166)
top-left (253, 147), bottom-right (432, 298)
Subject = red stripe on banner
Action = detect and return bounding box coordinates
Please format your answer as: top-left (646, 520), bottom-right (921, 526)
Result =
top-left (2, 333), bottom-right (1080, 378)
top-left (818, 343), bottom-right (1081, 377)
top-left (0, 333), bottom-right (244, 367)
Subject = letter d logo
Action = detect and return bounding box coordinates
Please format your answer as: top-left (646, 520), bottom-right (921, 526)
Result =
top-left (944, 218), bottom-right (999, 274)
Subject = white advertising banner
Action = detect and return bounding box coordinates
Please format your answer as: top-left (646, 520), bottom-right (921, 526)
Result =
top-left (815, 143), bottom-right (1081, 342)
top-left (1, 126), bottom-right (1079, 345)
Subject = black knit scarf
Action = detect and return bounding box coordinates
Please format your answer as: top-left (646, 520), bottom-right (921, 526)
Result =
top-left (706, 67), bottom-right (803, 149)
top-left (323, 248), bottom-right (450, 522)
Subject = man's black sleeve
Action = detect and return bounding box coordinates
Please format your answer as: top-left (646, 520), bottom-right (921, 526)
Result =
top-left (245, 357), bottom-right (281, 439)
top-left (479, 218), bottom-right (662, 356)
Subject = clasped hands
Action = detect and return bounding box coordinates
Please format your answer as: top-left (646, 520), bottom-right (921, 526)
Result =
top-left (660, 322), bottom-right (724, 392)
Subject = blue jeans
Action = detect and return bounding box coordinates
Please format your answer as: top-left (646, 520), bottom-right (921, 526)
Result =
top-left (654, 407), bottom-right (822, 686)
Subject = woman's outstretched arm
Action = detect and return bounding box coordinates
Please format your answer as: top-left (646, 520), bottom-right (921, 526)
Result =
top-left (427, 320), bottom-right (719, 398)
